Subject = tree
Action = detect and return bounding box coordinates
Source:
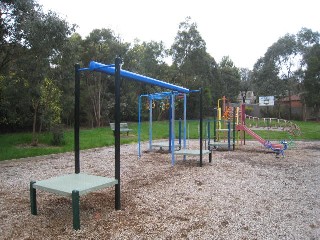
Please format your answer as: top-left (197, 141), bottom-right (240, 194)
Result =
top-left (239, 68), bottom-right (253, 102)
top-left (252, 28), bottom-right (320, 119)
top-left (26, 10), bottom-right (72, 144)
top-left (51, 33), bottom-right (83, 126)
top-left (0, 0), bottom-right (35, 73)
top-left (39, 78), bottom-right (62, 131)
top-left (171, 17), bottom-right (207, 86)
top-left (0, 72), bottom-right (33, 131)
top-left (217, 56), bottom-right (241, 102)
top-left (303, 44), bottom-right (320, 121)
top-left (170, 17), bottom-right (218, 117)
top-left (80, 28), bottom-right (129, 126)
top-left (0, 0), bottom-right (74, 141)
top-left (124, 40), bottom-right (171, 121)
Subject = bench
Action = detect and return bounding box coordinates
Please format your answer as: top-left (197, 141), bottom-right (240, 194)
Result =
top-left (110, 123), bottom-right (132, 136)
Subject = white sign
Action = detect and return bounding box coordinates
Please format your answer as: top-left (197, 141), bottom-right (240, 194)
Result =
top-left (259, 96), bottom-right (274, 106)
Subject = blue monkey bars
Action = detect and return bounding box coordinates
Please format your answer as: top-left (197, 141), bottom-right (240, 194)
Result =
top-left (137, 91), bottom-right (188, 166)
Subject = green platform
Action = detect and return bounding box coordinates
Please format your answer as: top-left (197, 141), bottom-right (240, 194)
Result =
top-left (152, 141), bottom-right (182, 150)
top-left (30, 173), bottom-right (118, 230)
top-left (174, 149), bottom-right (212, 164)
top-left (33, 173), bottom-right (118, 196)
top-left (174, 149), bottom-right (211, 155)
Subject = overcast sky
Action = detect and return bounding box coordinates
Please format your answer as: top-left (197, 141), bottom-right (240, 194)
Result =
top-left (37, 0), bottom-right (320, 70)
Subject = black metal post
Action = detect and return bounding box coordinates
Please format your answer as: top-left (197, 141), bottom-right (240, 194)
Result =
top-left (243, 103), bottom-right (246, 145)
top-left (233, 107), bottom-right (236, 150)
top-left (72, 190), bottom-right (80, 230)
top-left (30, 181), bottom-right (37, 215)
top-left (228, 121), bottom-right (231, 151)
top-left (213, 108), bottom-right (217, 142)
top-left (207, 121), bottom-right (211, 149)
top-left (114, 57), bottom-right (121, 210)
top-left (75, 64), bottom-right (80, 174)
top-left (199, 88), bottom-right (203, 167)
top-left (179, 118), bottom-right (182, 149)
top-left (168, 95), bottom-right (172, 152)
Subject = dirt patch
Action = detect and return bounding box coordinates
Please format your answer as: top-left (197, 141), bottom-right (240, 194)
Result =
top-left (0, 140), bottom-right (320, 239)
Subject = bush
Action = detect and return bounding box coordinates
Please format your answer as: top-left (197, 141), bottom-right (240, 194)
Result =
top-left (51, 124), bottom-right (65, 146)
top-left (245, 106), bottom-right (253, 115)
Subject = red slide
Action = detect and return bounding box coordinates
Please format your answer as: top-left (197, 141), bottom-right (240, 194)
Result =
top-left (236, 124), bottom-right (287, 156)
top-left (236, 124), bottom-right (266, 145)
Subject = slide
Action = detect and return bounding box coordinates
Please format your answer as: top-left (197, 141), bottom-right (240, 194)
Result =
top-left (236, 124), bottom-right (288, 156)
top-left (236, 124), bottom-right (266, 145)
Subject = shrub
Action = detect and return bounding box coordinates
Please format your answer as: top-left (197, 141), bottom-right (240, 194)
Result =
top-left (51, 124), bottom-right (65, 146)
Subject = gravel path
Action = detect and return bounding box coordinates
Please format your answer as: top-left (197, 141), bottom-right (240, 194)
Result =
top-left (0, 140), bottom-right (319, 239)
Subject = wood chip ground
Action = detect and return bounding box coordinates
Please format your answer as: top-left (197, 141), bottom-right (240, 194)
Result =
top-left (0, 140), bottom-right (319, 239)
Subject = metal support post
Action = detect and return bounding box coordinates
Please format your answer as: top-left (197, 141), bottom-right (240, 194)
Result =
top-left (30, 181), bottom-right (37, 215)
top-left (72, 190), bottom-right (80, 230)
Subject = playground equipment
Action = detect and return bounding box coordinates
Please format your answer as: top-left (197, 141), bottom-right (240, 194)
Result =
top-left (30, 58), bottom-right (190, 230)
top-left (207, 119), bottom-right (233, 151)
top-left (174, 89), bottom-right (212, 164)
top-left (207, 96), bottom-right (238, 151)
top-left (138, 91), bottom-right (186, 158)
top-left (264, 140), bottom-right (288, 157)
top-left (236, 103), bottom-right (289, 157)
top-left (210, 96), bottom-right (296, 156)
top-left (138, 89), bottom-right (211, 166)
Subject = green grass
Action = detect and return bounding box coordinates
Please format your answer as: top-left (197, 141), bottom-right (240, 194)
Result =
top-left (0, 120), bottom-right (319, 161)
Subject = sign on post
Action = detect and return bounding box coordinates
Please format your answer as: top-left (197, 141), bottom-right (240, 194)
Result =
top-left (259, 96), bottom-right (274, 106)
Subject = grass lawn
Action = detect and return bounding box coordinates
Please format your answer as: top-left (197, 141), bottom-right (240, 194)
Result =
top-left (0, 120), bottom-right (319, 161)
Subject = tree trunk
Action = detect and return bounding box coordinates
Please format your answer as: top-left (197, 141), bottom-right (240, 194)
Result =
top-left (32, 101), bottom-right (39, 146)
top-left (288, 89), bottom-right (292, 120)
top-left (303, 103), bottom-right (307, 122)
top-left (316, 105), bottom-right (320, 122)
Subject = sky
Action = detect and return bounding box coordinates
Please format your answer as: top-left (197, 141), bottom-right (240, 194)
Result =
top-left (37, 0), bottom-right (320, 70)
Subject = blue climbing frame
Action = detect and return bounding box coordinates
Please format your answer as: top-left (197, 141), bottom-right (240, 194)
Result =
top-left (137, 91), bottom-right (188, 165)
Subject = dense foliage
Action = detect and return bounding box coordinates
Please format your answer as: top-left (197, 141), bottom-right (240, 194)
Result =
top-left (0, 1), bottom-right (319, 139)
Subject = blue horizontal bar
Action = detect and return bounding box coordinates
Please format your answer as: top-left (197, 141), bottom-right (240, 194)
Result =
top-left (78, 67), bottom-right (90, 71)
top-left (89, 61), bottom-right (189, 93)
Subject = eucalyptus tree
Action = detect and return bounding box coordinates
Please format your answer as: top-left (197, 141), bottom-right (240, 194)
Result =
top-left (171, 17), bottom-right (208, 87)
top-left (80, 28), bottom-right (129, 126)
top-left (296, 28), bottom-right (320, 120)
top-left (0, 0), bottom-right (37, 131)
top-left (303, 43), bottom-right (320, 120)
top-left (252, 28), bottom-right (320, 119)
top-left (24, 9), bottom-right (72, 143)
top-left (123, 40), bottom-right (172, 121)
top-left (50, 33), bottom-right (83, 126)
top-left (0, 0), bottom-right (73, 141)
top-left (0, 0), bottom-right (34, 73)
top-left (170, 17), bottom-right (218, 118)
top-left (217, 56), bottom-right (241, 102)
top-left (253, 34), bottom-right (300, 120)
top-left (239, 68), bottom-right (253, 102)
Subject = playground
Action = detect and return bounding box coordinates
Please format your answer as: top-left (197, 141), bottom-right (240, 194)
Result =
top-left (1, 140), bottom-right (320, 239)
top-left (1, 59), bottom-right (318, 239)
